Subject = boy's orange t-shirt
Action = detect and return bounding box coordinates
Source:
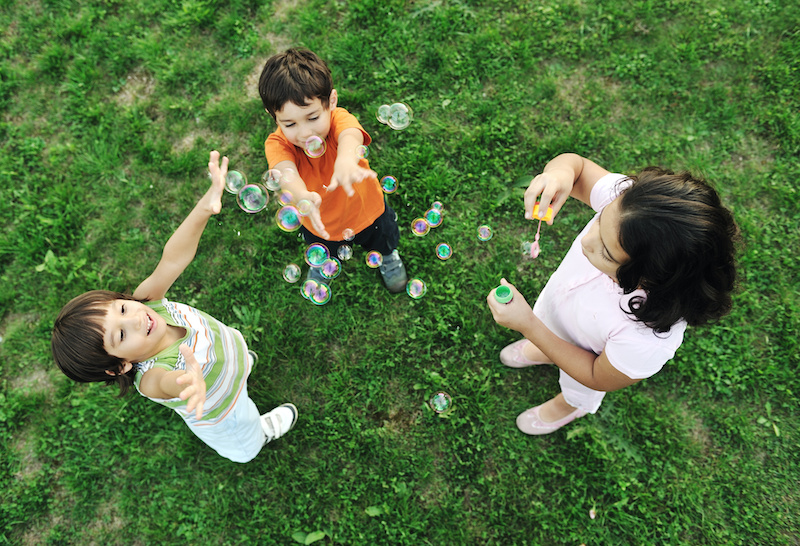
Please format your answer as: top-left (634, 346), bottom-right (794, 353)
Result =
top-left (264, 107), bottom-right (385, 240)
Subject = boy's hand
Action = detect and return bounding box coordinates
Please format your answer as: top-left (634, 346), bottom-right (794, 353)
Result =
top-left (206, 150), bottom-right (229, 214)
top-left (328, 160), bottom-right (377, 197)
top-left (486, 278), bottom-right (535, 333)
top-left (299, 191), bottom-right (330, 239)
top-left (524, 170), bottom-right (572, 225)
top-left (176, 344), bottom-right (207, 420)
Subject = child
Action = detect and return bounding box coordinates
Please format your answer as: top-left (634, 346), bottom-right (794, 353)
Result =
top-left (51, 151), bottom-right (298, 463)
top-left (258, 48), bottom-right (408, 292)
top-left (487, 153), bottom-right (738, 435)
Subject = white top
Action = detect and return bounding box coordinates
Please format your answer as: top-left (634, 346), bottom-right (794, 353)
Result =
top-left (532, 173), bottom-right (686, 379)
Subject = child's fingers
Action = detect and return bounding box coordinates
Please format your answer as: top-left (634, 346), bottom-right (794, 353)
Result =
top-left (326, 176), bottom-right (339, 193)
top-left (524, 174), bottom-right (546, 219)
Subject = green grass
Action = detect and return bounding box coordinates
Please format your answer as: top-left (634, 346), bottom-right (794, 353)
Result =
top-left (1, 0), bottom-right (799, 543)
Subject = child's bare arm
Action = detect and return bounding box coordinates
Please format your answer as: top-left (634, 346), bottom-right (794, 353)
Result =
top-left (132, 151), bottom-right (228, 301)
top-left (274, 160), bottom-right (329, 238)
top-left (327, 128), bottom-right (377, 197)
top-left (486, 279), bottom-right (640, 392)
top-left (138, 345), bottom-right (207, 419)
top-left (524, 153), bottom-right (611, 224)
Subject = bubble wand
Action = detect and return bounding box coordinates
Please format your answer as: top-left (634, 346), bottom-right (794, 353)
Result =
top-left (523, 202), bottom-right (552, 259)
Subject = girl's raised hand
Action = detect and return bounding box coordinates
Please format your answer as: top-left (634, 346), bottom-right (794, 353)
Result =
top-left (176, 344), bottom-right (207, 420)
top-left (206, 150), bottom-right (229, 215)
top-left (524, 170), bottom-right (572, 225)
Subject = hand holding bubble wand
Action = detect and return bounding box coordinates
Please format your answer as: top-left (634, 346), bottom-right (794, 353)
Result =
top-left (522, 169), bottom-right (574, 258)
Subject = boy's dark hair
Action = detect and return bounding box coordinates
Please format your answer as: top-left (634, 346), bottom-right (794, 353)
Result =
top-left (615, 168), bottom-right (740, 333)
top-left (52, 290), bottom-right (139, 396)
top-left (258, 48), bottom-right (333, 117)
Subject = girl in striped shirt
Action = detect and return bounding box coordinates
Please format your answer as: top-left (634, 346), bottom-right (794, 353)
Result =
top-left (52, 151), bottom-right (297, 463)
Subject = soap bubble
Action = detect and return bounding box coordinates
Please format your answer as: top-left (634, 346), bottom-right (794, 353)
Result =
top-left (342, 228), bottom-right (355, 241)
top-left (261, 169), bottom-right (282, 191)
top-left (429, 391), bottom-right (452, 413)
top-left (276, 206), bottom-right (302, 231)
top-left (297, 199), bottom-right (314, 217)
top-left (225, 171), bottom-right (247, 194)
top-left (236, 184), bottom-right (269, 213)
top-left (304, 135), bottom-right (326, 158)
top-left (310, 282), bottom-right (332, 305)
top-left (522, 240), bottom-right (540, 259)
top-left (436, 242), bottom-right (453, 260)
top-left (305, 243), bottom-right (329, 267)
top-left (406, 278), bottom-right (427, 299)
top-left (356, 145), bottom-right (370, 159)
top-left (424, 208), bottom-right (443, 228)
top-left (277, 190), bottom-right (294, 206)
top-left (301, 279), bottom-right (317, 300)
top-left (388, 103), bottom-right (413, 130)
top-left (376, 104), bottom-right (391, 124)
top-left (337, 245), bottom-right (353, 261)
top-left (365, 251), bottom-right (383, 268)
top-left (477, 225), bottom-right (493, 241)
top-left (431, 200), bottom-right (444, 211)
top-left (411, 218), bottom-right (430, 237)
top-left (320, 258), bottom-right (341, 279)
top-left (380, 175), bottom-right (398, 194)
top-left (282, 263), bottom-right (301, 283)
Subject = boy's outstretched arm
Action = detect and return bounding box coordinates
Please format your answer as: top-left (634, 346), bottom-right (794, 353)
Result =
top-left (327, 128), bottom-right (377, 197)
top-left (132, 151), bottom-right (228, 301)
top-left (273, 160), bottom-right (330, 239)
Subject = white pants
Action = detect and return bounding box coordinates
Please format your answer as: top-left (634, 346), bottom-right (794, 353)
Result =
top-left (559, 369), bottom-right (606, 413)
top-left (186, 383), bottom-right (266, 463)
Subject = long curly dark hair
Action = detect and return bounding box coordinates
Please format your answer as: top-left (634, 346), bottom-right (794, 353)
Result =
top-left (615, 167), bottom-right (740, 333)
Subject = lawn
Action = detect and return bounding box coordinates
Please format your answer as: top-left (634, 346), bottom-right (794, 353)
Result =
top-left (1, 0), bottom-right (798, 544)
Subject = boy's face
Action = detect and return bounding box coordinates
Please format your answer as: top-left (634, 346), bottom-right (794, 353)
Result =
top-left (101, 299), bottom-right (172, 368)
top-left (273, 90), bottom-right (338, 150)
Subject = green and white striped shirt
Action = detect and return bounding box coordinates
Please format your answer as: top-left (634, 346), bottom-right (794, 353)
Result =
top-left (134, 299), bottom-right (250, 426)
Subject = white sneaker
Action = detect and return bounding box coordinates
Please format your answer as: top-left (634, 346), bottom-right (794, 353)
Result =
top-left (260, 403), bottom-right (298, 443)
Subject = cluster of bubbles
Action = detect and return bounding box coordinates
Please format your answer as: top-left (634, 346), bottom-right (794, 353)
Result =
top-left (376, 103), bottom-right (414, 131)
top-left (301, 279), bottom-right (331, 305)
top-left (411, 201), bottom-right (445, 238)
top-left (224, 171), bottom-right (269, 214)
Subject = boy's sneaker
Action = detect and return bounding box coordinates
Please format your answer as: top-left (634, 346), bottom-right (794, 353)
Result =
top-left (379, 249), bottom-right (408, 293)
top-left (260, 403), bottom-right (298, 443)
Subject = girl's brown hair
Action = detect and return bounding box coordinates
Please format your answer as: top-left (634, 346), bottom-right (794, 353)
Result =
top-left (616, 168), bottom-right (740, 333)
top-left (51, 290), bottom-right (139, 396)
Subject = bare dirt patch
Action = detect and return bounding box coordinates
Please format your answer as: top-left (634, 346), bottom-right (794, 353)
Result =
top-left (114, 68), bottom-right (156, 107)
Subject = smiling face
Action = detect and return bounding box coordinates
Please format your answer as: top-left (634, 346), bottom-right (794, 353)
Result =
top-left (273, 90), bottom-right (337, 150)
top-left (101, 300), bottom-right (173, 369)
top-left (580, 196), bottom-right (630, 281)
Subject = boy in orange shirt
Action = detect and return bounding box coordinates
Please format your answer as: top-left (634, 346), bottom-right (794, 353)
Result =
top-left (258, 48), bottom-right (407, 293)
